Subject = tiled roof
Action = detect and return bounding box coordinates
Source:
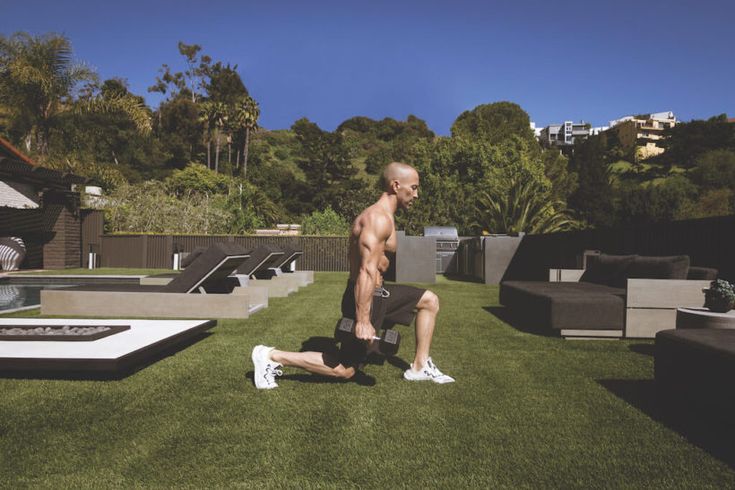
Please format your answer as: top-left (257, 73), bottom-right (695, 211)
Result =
top-left (0, 136), bottom-right (85, 188)
top-left (0, 135), bottom-right (35, 166)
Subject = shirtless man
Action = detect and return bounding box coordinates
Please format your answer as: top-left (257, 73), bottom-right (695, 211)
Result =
top-left (251, 162), bottom-right (454, 389)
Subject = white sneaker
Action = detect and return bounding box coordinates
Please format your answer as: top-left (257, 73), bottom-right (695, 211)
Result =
top-left (403, 357), bottom-right (455, 384)
top-left (252, 345), bottom-right (282, 390)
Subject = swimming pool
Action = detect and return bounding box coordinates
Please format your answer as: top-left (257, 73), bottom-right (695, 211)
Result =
top-left (0, 275), bottom-right (145, 314)
top-left (0, 284), bottom-right (75, 313)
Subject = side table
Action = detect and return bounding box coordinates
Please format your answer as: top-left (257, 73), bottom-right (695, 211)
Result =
top-left (676, 307), bottom-right (735, 329)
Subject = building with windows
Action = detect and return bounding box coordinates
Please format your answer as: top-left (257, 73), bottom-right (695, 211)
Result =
top-left (607, 111), bottom-right (677, 161)
top-left (537, 121), bottom-right (609, 152)
top-left (539, 121), bottom-right (590, 147)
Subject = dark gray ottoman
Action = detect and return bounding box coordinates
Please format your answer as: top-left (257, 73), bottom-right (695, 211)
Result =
top-left (655, 328), bottom-right (735, 415)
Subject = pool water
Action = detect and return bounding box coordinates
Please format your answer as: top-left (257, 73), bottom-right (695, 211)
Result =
top-left (0, 284), bottom-right (75, 312)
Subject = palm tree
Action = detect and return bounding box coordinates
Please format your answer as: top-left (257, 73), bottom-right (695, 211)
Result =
top-left (211, 102), bottom-right (227, 173)
top-left (198, 101), bottom-right (213, 168)
top-left (474, 178), bottom-right (579, 235)
top-left (199, 101), bottom-right (226, 170)
top-left (76, 91), bottom-right (151, 134)
top-left (0, 32), bottom-right (150, 156)
top-left (232, 96), bottom-right (260, 179)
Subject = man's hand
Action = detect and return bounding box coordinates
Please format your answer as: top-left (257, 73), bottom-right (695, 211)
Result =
top-left (354, 320), bottom-right (376, 341)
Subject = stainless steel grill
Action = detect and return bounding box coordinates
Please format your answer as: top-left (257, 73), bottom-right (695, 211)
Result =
top-left (424, 226), bottom-right (459, 274)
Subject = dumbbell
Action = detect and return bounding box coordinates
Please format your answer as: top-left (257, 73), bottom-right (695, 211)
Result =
top-left (334, 317), bottom-right (400, 356)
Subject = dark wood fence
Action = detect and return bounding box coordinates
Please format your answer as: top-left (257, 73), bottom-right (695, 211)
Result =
top-left (503, 215), bottom-right (735, 282)
top-left (97, 234), bottom-right (350, 271)
top-left (80, 209), bottom-right (104, 268)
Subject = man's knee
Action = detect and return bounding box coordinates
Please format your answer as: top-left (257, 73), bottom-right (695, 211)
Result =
top-left (419, 290), bottom-right (440, 314)
top-left (333, 364), bottom-right (356, 379)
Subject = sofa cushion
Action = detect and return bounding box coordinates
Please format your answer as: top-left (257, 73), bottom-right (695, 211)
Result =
top-left (499, 281), bottom-right (625, 331)
top-left (627, 255), bottom-right (690, 280)
top-left (580, 254), bottom-right (637, 288)
top-left (687, 266), bottom-right (718, 280)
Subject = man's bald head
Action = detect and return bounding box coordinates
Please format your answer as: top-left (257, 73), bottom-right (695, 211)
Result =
top-left (382, 162), bottom-right (418, 192)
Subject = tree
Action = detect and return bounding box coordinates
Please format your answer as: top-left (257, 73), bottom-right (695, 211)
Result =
top-left (336, 114), bottom-right (435, 177)
top-left (542, 149), bottom-right (578, 202)
top-left (397, 134), bottom-right (553, 235)
top-left (0, 33), bottom-right (151, 158)
top-left (20, 75), bottom-right (160, 183)
top-left (165, 163), bottom-right (230, 196)
top-left (211, 102), bottom-right (227, 172)
top-left (475, 178), bottom-right (578, 234)
top-left (206, 62), bottom-right (248, 105)
top-left (163, 163), bottom-right (284, 229)
top-left (568, 135), bottom-right (616, 227)
top-left (199, 101), bottom-right (227, 171)
top-left (155, 94), bottom-right (204, 168)
top-left (0, 32), bottom-right (96, 155)
top-left (148, 42), bottom-right (212, 103)
top-left (691, 149), bottom-right (735, 191)
top-left (450, 101), bottom-right (536, 146)
top-left (659, 115), bottom-right (735, 168)
top-left (301, 207), bottom-right (350, 235)
top-left (292, 118), bottom-right (357, 211)
top-left (232, 95), bottom-right (260, 178)
top-left (614, 176), bottom-right (698, 224)
top-left (688, 188), bottom-right (734, 218)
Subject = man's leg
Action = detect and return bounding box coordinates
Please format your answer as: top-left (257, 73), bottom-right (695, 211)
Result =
top-left (270, 350), bottom-right (356, 379)
top-left (404, 290), bottom-right (454, 383)
top-left (413, 290), bottom-right (440, 369)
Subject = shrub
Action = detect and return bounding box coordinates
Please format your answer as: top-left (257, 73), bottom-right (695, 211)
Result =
top-left (104, 182), bottom-right (240, 234)
top-left (301, 207), bottom-right (350, 236)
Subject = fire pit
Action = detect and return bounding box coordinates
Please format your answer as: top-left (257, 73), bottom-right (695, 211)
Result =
top-left (0, 324), bottom-right (130, 341)
top-left (0, 318), bottom-right (216, 375)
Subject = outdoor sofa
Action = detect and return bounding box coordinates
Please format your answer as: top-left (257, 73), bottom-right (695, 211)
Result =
top-left (499, 254), bottom-right (717, 339)
top-left (42, 243), bottom-right (267, 319)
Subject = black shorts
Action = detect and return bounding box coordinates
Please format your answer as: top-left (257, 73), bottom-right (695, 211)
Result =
top-left (337, 280), bottom-right (426, 367)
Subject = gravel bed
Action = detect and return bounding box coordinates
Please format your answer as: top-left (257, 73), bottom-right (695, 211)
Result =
top-left (0, 325), bottom-right (112, 336)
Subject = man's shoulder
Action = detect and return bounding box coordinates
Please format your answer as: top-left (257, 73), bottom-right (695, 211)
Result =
top-left (357, 206), bottom-right (393, 238)
top-left (357, 204), bottom-right (391, 224)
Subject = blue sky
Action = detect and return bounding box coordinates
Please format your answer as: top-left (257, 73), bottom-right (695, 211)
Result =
top-left (2, 0), bottom-right (733, 135)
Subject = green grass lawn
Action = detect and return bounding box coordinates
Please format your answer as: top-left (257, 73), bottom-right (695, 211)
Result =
top-left (1, 273), bottom-right (734, 488)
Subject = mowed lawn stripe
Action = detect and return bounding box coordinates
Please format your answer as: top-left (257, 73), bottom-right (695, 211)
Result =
top-left (0, 272), bottom-right (733, 487)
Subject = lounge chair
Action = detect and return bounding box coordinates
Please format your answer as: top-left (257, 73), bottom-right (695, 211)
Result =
top-left (0, 236), bottom-right (26, 271)
top-left (233, 246), bottom-right (300, 297)
top-left (42, 243), bottom-right (267, 319)
top-left (259, 246), bottom-right (314, 286)
top-left (141, 244), bottom-right (303, 298)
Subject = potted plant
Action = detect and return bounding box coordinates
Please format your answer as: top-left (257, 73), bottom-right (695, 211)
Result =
top-left (703, 279), bottom-right (735, 313)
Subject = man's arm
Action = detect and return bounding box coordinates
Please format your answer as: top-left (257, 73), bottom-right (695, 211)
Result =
top-left (354, 213), bottom-right (391, 341)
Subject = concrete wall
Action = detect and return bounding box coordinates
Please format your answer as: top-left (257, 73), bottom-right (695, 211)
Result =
top-left (392, 231), bottom-right (436, 284)
top-left (482, 235), bottom-right (524, 285)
